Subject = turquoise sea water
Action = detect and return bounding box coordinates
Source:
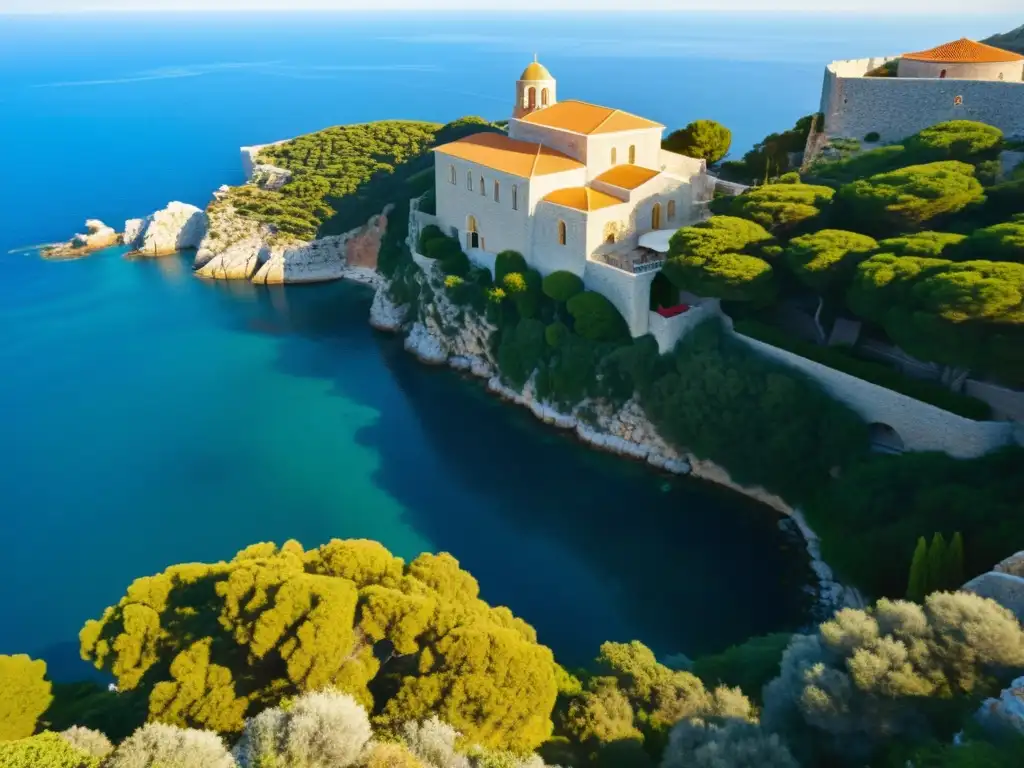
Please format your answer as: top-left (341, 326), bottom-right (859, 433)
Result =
top-left (0, 11), bottom-right (1017, 678)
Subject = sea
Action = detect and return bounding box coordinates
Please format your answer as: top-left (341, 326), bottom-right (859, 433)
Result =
top-left (0, 11), bottom-right (1016, 679)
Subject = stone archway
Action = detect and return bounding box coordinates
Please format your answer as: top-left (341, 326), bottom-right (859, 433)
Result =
top-left (869, 422), bottom-right (905, 453)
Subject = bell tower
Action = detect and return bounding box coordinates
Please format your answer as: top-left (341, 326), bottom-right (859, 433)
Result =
top-left (514, 55), bottom-right (556, 119)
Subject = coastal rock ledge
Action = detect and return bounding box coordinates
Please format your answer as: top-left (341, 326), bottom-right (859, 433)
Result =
top-left (124, 202), bottom-right (207, 257)
top-left (42, 219), bottom-right (120, 259)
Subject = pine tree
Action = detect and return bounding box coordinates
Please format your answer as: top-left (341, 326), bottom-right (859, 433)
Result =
top-left (927, 533), bottom-right (948, 596)
top-left (945, 532), bottom-right (965, 590)
top-left (906, 537), bottom-right (929, 603)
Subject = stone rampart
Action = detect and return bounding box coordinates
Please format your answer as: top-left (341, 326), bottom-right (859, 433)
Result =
top-left (583, 260), bottom-right (656, 338)
top-left (649, 300), bottom-right (721, 354)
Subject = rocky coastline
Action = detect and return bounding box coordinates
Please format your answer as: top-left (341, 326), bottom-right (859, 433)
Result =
top-left (369, 258), bottom-right (863, 616)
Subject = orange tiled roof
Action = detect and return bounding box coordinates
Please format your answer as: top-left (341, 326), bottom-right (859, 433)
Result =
top-left (433, 132), bottom-right (584, 178)
top-left (541, 186), bottom-right (625, 213)
top-left (902, 38), bottom-right (1023, 63)
top-left (519, 100), bottom-right (663, 136)
top-left (593, 164), bottom-right (661, 190)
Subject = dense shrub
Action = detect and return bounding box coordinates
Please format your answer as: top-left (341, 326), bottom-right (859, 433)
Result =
top-left (0, 732), bottom-right (99, 768)
top-left (783, 229), bottom-right (878, 295)
top-left (692, 633), bottom-right (793, 705)
top-left (105, 723), bottom-right (235, 768)
top-left (495, 251), bottom-right (529, 283)
top-left (565, 291), bottom-right (629, 342)
top-left (732, 319), bottom-right (992, 419)
top-left (639, 320), bottom-right (868, 501)
top-left (417, 224), bottom-right (445, 254)
top-left (951, 215), bottom-right (1024, 263)
top-left (423, 234), bottom-right (462, 261)
top-left (59, 727), bottom-right (113, 760)
top-left (718, 114), bottom-right (816, 182)
top-left (720, 182), bottom-right (835, 235)
top-left (541, 270), bottom-right (584, 303)
top-left (804, 447), bottom-right (1024, 597)
top-left (875, 230), bottom-right (966, 258)
top-left (809, 144), bottom-right (908, 187)
top-left (0, 654), bottom-right (52, 740)
top-left (662, 119), bottom-right (732, 164)
top-left (905, 120), bottom-right (1004, 163)
top-left (498, 318), bottom-right (548, 388)
top-left (79, 540), bottom-right (560, 751)
top-left (662, 720), bottom-right (798, 768)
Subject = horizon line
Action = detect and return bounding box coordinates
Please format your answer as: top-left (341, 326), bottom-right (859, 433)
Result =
top-left (2, 7), bottom-right (1019, 14)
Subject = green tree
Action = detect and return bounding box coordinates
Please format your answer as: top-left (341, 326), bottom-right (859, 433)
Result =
top-left (663, 217), bottom-right (777, 303)
top-left (927, 533), bottom-right (949, 596)
top-left (79, 540), bottom-right (560, 751)
top-left (784, 229), bottom-right (878, 296)
top-left (906, 120), bottom-right (1004, 164)
top-left (906, 537), bottom-right (930, 602)
top-left (0, 654), bottom-right (53, 741)
top-left (946, 532), bottom-right (965, 590)
top-left (692, 633), bottom-right (793, 705)
top-left (834, 161), bottom-right (986, 236)
top-left (541, 271), bottom-right (584, 303)
top-left (0, 732), bottom-right (99, 768)
top-left (495, 251), bottom-right (529, 283)
top-left (720, 181), bottom-right (835, 235)
top-left (565, 292), bottom-right (629, 342)
top-left (663, 120), bottom-right (733, 164)
top-left (953, 215), bottom-right (1024, 263)
top-left (876, 231), bottom-right (967, 258)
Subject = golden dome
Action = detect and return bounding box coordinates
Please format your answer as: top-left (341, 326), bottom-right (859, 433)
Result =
top-left (520, 59), bottom-right (553, 81)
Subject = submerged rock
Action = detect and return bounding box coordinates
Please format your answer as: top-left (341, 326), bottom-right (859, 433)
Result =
top-left (42, 219), bottom-right (120, 260)
top-left (125, 202), bottom-right (208, 257)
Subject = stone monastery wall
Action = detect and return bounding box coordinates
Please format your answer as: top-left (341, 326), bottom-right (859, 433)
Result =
top-left (820, 58), bottom-right (1024, 142)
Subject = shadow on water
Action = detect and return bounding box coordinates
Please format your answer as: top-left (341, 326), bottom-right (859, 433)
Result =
top-left (226, 278), bottom-right (815, 664)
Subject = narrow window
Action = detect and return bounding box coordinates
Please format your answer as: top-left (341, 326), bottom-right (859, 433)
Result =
top-left (541, 88), bottom-right (549, 106)
top-left (467, 172), bottom-right (473, 191)
top-left (527, 87), bottom-right (536, 110)
top-left (667, 200), bottom-right (677, 221)
top-left (557, 220), bottom-right (567, 246)
top-left (611, 147), bottom-right (617, 165)
top-left (651, 202), bottom-right (662, 230)
top-left (448, 165), bottom-right (456, 184)
top-left (628, 145), bottom-right (636, 164)
top-left (939, 69), bottom-right (947, 79)
top-left (494, 180), bottom-right (500, 202)
top-left (512, 185), bottom-right (518, 211)
top-left (480, 176), bottom-right (485, 196)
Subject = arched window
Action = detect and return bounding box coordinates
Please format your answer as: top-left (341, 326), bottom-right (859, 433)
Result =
top-left (541, 88), bottom-right (549, 106)
top-left (467, 172), bottom-right (473, 191)
top-left (480, 176), bottom-right (485, 196)
top-left (603, 222), bottom-right (617, 244)
top-left (527, 87), bottom-right (536, 110)
top-left (493, 180), bottom-right (500, 202)
top-left (512, 185), bottom-right (518, 211)
top-left (939, 69), bottom-right (947, 78)
top-left (448, 165), bottom-right (456, 184)
top-left (651, 202), bottom-right (662, 230)
top-left (611, 147), bottom-right (617, 165)
top-left (466, 215), bottom-right (479, 250)
top-left (667, 200), bottom-right (677, 221)
top-left (557, 220), bottom-right (567, 246)
top-left (628, 145), bottom-right (636, 164)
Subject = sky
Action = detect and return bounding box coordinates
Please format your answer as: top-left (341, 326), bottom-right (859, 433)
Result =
top-left (1, 0), bottom-right (1020, 12)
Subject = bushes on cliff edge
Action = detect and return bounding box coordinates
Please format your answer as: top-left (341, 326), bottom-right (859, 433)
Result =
top-left (566, 291), bottom-right (629, 342)
top-left (541, 271), bottom-right (584, 303)
top-left (0, 654), bottom-right (53, 740)
top-left (495, 250), bottom-right (529, 283)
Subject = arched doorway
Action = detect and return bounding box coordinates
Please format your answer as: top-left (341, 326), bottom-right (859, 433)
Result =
top-left (651, 203), bottom-right (662, 230)
top-left (869, 423), bottom-right (904, 453)
top-left (649, 271), bottom-right (677, 311)
top-left (466, 216), bottom-right (480, 250)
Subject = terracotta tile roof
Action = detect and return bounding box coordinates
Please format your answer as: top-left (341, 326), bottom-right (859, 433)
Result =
top-left (593, 164), bottom-right (662, 190)
top-left (541, 186), bottom-right (625, 213)
top-left (433, 132), bottom-right (584, 178)
top-left (519, 100), bottom-right (663, 136)
top-left (902, 38), bottom-right (1023, 63)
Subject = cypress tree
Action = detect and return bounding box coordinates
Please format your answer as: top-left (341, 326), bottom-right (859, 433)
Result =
top-left (906, 537), bottom-right (929, 602)
top-left (927, 533), bottom-right (948, 596)
top-left (945, 532), bottom-right (965, 589)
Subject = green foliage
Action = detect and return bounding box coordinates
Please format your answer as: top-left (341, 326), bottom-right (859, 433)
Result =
top-left (0, 654), bottom-right (53, 740)
top-left (544, 321), bottom-right (570, 349)
top-left (692, 633), bottom-right (793, 705)
top-left (927, 532), bottom-right (949, 597)
top-left (732, 319), bottom-right (992, 419)
top-left (498, 318), bottom-right (547, 389)
top-left (663, 217), bottom-right (777, 303)
top-left (541, 271), bottom-right (584, 303)
top-left (565, 292), bottom-right (629, 342)
top-left (848, 254), bottom-right (1024, 383)
top-left (907, 537), bottom-right (930, 603)
top-left (900, 737), bottom-right (1024, 768)
top-left (953, 215), bottom-right (1024, 263)
top-left (44, 682), bottom-right (146, 743)
top-left (0, 732), bottom-right (99, 768)
top-left (906, 121), bottom-right (1004, 164)
top-left (495, 251), bottom-right (528, 283)
top-left (763, 592), bottom-right (1024, 764)
top-left (805, 448), bottom-right (1024, 597)
top-left (417, 224), bottom-right (445, 254)
top-left (908, 533), bottom-right (967, 603)
top-left (834, 161), bottom-right (986, 236)
top-left (809, 144), bottom-right (909, 187)
top-left (662, 720), bottom-right (799, 768)
top-left (876, 231), bottom-right (967, 258)
top-left (57, 728), bottom-right (112, 761)
top-left (783, 228), bottom-right (877, 295)
top-left (104, 722), bottom-right (235, 768)
top-left (662, 120), bottom-right (733, 164)
top-left (719, 114), bottom-right (816, 183)
top-left (720, 181), bottom-right (835, 235)
top-left (79, 540), bottom-right (560, 751)
top-left (640, 320), bottom-right (868, 502)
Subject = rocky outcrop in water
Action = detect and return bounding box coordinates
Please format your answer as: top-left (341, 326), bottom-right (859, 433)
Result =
top-left (42, 219), bottom-right (120, 259)
top-left (976, 675), bottom-right (1024, 737)
top-left (124, 202), bottom-right (208, 257)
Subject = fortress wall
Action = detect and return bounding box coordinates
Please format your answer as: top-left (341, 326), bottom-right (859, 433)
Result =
top-left (649, 299), bottom-right (722, 354)
top-left (822, 76), bottom-right (1024, 142)
top-left (583, 260), bottom-right (656, 337)
top-left (733, 333), bottom-right (1016, 457)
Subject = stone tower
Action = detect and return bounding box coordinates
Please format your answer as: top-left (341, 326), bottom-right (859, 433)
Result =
top-left (513, 56), bottom-right (556, 119)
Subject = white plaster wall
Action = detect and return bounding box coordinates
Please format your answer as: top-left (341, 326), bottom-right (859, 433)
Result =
top-left (584, 202), bottom-right (635, 261)
top-left (434, 158), bottom-right (532, 256)
top-left (897, 59), bottom-right (1023, 82)
top-left (508, 121), bottom-right (587, 164)
top-left (583, 260), bottom-right (656, 337)
top-left (649, 299), bottom-right (722, 353)
top-left (532, 204), bottom-right (588, 276)
top-left (584, 128), bottom-right (665, 178)
top-left (733, 333), bottom-right (1017, 457)
top-left (821, 73), bottom-right (1024, 142)
top-left (514, 78), bottom-right (557, 118)
top-left (525, 167), bottom-right (589, 211)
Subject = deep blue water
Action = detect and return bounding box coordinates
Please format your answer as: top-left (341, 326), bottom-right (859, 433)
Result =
top-left (0, 12), bottom-right (1017, 679)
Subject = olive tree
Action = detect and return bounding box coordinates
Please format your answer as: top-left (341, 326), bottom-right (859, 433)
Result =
top-left (663, 120), bottom-right (733, 164)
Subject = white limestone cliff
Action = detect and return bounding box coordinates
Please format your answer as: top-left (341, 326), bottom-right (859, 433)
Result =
top-left (125, 202), bottom-right (208, 257)
top-left (42, 219), bottom-right (120, 259)
top-left (976, 675), bottom-right (1024, 736)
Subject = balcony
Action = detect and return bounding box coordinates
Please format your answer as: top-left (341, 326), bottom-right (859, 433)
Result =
top-left (593, 247), bottom-right (665, 275)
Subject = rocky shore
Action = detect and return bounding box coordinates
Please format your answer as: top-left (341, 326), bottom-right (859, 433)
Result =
top-left (370, 258), bottom-right (862, 615)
